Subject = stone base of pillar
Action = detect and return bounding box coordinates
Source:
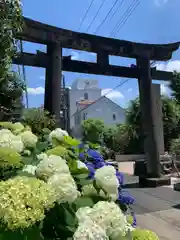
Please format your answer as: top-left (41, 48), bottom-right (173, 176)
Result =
top-left (174, 183), bottom-right (180, 191)
top-left (139, 176), bottom-right (171, 187)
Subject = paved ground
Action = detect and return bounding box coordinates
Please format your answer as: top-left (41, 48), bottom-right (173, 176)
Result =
top-left (123, 174), bottom-right (180, 240)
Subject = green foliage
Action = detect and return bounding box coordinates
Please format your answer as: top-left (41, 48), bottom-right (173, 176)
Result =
top-left (22, 108), bottom-right (56, 135)
top-left (42, 203), bottom-right (78, 240)
top-left (126, 215), bottom-right (133, 225)
top-left (103, 123), bottom-right (136, 154)
top-left (0, 225), bottom-right (43, 240)
top-left (0, 72), bottom-right (25, 121)
top-left (0, 147), bottom-right (23, 179)
top-left (126, 96), bottom-right (180, 152)
top-left (63, 136), bottom-right (81, 148)
top-left (0, 0), bottom-right (23, 81)
top-left (46, 146), bottom-right (72, 160)
top-left (82, 118), bottom-right (104, 143)
top-left (170, 71), bottom-right (180, 103)
top-left (170, 137), bottom-right (180, 155)
top-left (103, 126), bottom-right (117, 150)
top-left (131, 228), bottom-right (159, 240)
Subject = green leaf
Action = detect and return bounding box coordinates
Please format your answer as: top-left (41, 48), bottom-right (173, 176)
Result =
top-left (0, 226), bottom-right (43, 240)
top-left (76, 178), bottom-right (93, 187)
top-left (93, 180), bottom-right (101, 194)
top-left (36, 141), bottom-right (49, 153)
top-left (73, 196), bottom-right (94, 211)
top-left (22, 155), bottom-right (35, 165)
top-left (62, 204), bottom-right (77, 228)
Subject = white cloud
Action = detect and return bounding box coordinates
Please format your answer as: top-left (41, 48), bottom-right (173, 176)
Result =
top-left (26, 87), bottom-right (45, 95)
top-left (39, 76), bottom-right (45, 80)
top-left (101, 88), bottom-right (124, 99)
top-left (127, 88), bottom-right (133, 92)
top-left (71, 51), bottom-right (80, 60)
top-left (156, 60), bottom-right (180, 72)
top-left (154, 0), bottom-right (169, 7)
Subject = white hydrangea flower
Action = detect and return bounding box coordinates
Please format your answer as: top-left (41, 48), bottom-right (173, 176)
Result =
top-left (37, 153), bottom-right (48, 162)
top-left (12, 122), bottom-right (24, 134)
top-left (92, 201), bottom-right (129, 238)
top-left (82, 184), bottom-right (98, 196)
top-left (22, 165), bottom-right (37, 175)
top-left (35, 155), bottom-right (70, 181)
top-left (95, 166), bottom-right (119, 201)
top-left (10, 135), bottom-right (24, 153)
top-left (77, 160), bottom-right (88, 170)
top-left (75, 201), bottom-right (131, 239)
top-left (73, 220), bottom-right (109, 240)
top-left (49, 128), bottom-right (68, 145)
top-left (22, 149), bottom-right (31, 156)
top-left (47, 173), bottom-right (79, 204)
top-left (20, 131), bottom-right (38, 149)
top-left (0, 129), bottom-right (24, 152)
top-left (76, 207), bottom-right (93, 223)
top-left (0, 129), bottom-right (12, 136)
top-left (82, 184), bottom-right (106, 198)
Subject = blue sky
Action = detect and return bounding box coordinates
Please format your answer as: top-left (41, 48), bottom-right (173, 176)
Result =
top-left (15, 0), bottom-right (180, 108)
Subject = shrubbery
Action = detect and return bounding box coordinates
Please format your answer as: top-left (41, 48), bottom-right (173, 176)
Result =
top-left (22, 108), bottom-right (56, 135)
top-left (0, 121), bottom-right (159, 239)
top-left (0, 122), bottom-right (158, 240)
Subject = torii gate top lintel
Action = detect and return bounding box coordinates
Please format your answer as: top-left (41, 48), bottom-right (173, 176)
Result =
top-left (18, 17), bottom-right (179, 61)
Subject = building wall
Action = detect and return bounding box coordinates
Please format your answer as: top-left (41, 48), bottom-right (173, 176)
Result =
top-left (71, 78), bottom-right (99, 90)
top-left (69, 89), bottom-right (101, 127)
top-left (72, 97), bottom-right (125, 139)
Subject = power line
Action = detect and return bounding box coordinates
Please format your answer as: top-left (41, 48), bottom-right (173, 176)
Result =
top-left (109, 0), bottom-right (140, 37)
top-left (78, 0), bottom-right (96, 31)
top-left (85, 0), bottom-right (107, 32)
top-left (71, 60), bottom-right (156, 118)
top-left (112, 0), bottom-right (140, 37)
top-left (107, 0), bottom-right (125, 23)
top-left (94, 0), bottom-right (120, 34)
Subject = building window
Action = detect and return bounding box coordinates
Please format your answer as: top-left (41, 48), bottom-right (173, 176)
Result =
top-left (84, 92), bottom-right (88, 100)
top-left (112, 113), bottom-right (116, 121)
top-left (83, 112), bottom-right (87, 120)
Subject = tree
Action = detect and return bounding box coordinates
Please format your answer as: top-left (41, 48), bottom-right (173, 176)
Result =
top-left (22, 108), bottom-right (56, 135)
top-left (126, 96), bottom-right (180, 152)
top-left (0, 71), bottom-right (25, 121)
top-left (169, 71), bottom-right (180, 103)
top-left (0, 0), bottom-right (23, 80)
top-left (0, 1), bottom-right (24, 121)
top-left (82, 118), bottom-right (104, 143)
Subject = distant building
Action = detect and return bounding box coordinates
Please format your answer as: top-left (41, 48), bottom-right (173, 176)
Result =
top-left (69, 78), bottom-right (125, 139)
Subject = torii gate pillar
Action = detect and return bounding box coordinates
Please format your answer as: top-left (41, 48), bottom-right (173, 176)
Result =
top-left (137, 56), bottom-right (166, 182)
top-left (44, 43), bottom-right (62, 127)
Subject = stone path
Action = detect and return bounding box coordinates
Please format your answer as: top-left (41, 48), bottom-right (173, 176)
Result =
top-left (123, 174), bottom-right (180, 240)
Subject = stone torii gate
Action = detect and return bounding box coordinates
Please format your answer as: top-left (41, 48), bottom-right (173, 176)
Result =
top-left (14, 17), bottom-right (179, 185)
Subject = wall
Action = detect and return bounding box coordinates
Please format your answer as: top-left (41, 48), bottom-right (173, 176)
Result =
top-left (81, 97), bottom-right (125, 125)
top-left (69, 89), bottom-right (101, 127)
top-left (72, 96), bottom-right (125, 138)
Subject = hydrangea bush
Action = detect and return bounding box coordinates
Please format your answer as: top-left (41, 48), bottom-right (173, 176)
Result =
top-left (0, 122), bottom-right (159, 239)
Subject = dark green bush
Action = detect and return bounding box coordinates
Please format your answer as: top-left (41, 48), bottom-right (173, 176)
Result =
top-left (22, 108), bottom-right (56, 135)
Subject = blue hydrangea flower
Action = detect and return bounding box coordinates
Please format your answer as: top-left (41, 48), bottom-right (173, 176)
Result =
top-left (87, 149), bottom-right (104, 161)
top-left (131, 211), bottom-right (137, 227)
top-left (84, 161), bottom-right (95, 179)
top-left (79, 152), bottom-right (85, 160)
top-left (118, 190), bottom-right (135, 205)
top-left (78, 143), bottom-right (84, 149)
top-left (116, 171), bottom-right (124, 185)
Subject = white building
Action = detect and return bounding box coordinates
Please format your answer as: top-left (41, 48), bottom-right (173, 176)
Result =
top-left (69, 78), bottom-right (125, 138)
